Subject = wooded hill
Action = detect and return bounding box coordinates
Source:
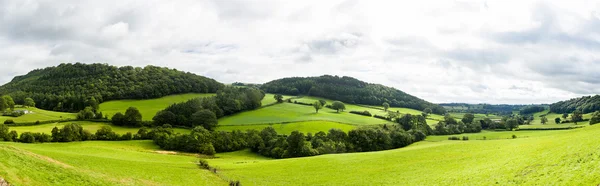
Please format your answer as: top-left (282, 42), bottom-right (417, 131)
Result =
top-left (550, 95), bottom-right (600, 114)
top-left (261, 75), bottom-right (445, 114)
top-left (0, 63), bottom-right (223, 112)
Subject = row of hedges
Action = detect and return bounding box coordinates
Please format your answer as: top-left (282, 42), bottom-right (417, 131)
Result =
top-left (292, 101), bottom-right (313, 106)
top-left (374, 115), bottom-right (391, 121)
top-left (349, 110), bottom-right (372, 117)
top-left (516, 126), bottom-right (584, 131)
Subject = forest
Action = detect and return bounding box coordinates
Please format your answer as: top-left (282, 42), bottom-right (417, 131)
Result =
top-left (549, 95), bottom-right (600, 114)
top-left (261, 75), bottom-right (446, 114)
top-left (0, 63), bottom-right (223, 112)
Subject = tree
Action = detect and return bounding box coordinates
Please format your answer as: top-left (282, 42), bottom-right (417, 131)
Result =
top-left (555, 117), bottom-right (561, 124)
top-left (86, 97), bottom-right (99, 112)
top-left (505, 118), bottom-right (519, 131)
top-left (461, 113), bottom-right (475, 124)
top-left (590, 111), bottom-right (600, 125)
top-left (274, 94), bottom-right (284, 103)
top-left (2, 95), bottom-right (15, 111)
top-left (190, 109), bottom-right (218, 130)
top-left (111, 112), bottom-right (125, 126)
top-left (313, 101), bottom-right (323, 113)
top-left (562, 113), bottom-right (569, 120)
top-left (77, 106), bottom-right (95, 120)
top-left (0, 96), bottom-right (7, 111)
top-left (331, 101), bottom-right (346, 113)
top-left (318, 100), bottom-right (326, 107)
top-left (382, 102), bottom-right (390, 112)
top-left (541, 116), bottom-right (548, 125)
top-left (24, 97), bottom-right (36, 108)
top-left (571, 110), bottom-right (583, 123)
top-left (124, 107), bottom-right (143, 126)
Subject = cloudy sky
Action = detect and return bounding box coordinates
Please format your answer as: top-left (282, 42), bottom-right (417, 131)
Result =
top-left (1, 0), bottom-right (600, 104)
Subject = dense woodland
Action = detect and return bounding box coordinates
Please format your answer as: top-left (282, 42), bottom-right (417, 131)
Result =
top-left (519, 105), bottom-right (546, 115)
top-left (550, 95), bottom-right (600, 114)
top-left (261, 75), bottom-right (446, 114)
top-left (0, 63), bottom-right (223, 112)
top-left (440, 103), bottom-right (528, 115)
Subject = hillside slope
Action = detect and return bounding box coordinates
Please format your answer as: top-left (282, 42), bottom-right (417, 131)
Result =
top-left (549, 95), bottom-right (600, 114)
top-left (261, 75), bottom-right (445, 114)
top-left (0, 63), bottom-right (223, 112)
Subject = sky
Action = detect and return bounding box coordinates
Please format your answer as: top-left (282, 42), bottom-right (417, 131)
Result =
top-left (1, 0), bottom-right (600, 104)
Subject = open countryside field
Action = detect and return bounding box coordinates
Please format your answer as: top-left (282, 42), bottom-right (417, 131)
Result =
top-left (0, 141), bottom-right (224, 185)
top-left (218, 102), bottom-right (393, 126)
top-left (262, 93), bottom-right (294, 106)
top-left (522, 110), bottom-right (594, 128)
top-left (0, 107), bottom-right (76, 123)
top-left (207, 124), bottom-right (600, 185)
top-left (99, 93), bottom-right (215, 121)
top-left (216, 120), bottom-right (356, 134)
top-left (9, 121), bottom-right (191, 135)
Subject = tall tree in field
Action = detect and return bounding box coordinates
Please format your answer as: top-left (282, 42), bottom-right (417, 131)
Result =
top-left (331, 101), bottom-right (346, 113)
top-left (555, 117), bottom-right (561, 124)
top-left (86, 97), bottom-right (99, 112)
top-left (318, 100), bottom-right (326, 107)
top-left (589, 111), bottom-right (600, 125)
top-left (382, 102), bottom-right (390, 112)
top-left (541, 116), bottom-right (548, 125)
top-left (24, 98), bottom-right (35, 108)
top-left (571, 110), bottom-right (583, 123)
top-left (2, 95), bottom-right (15, 111)
top-left (505, 118), bottom-right (519, 131)
top-left (461, 113), bottom-right (475, 124)
top-left (423, 108), bottom-right (432, 117)
top-left (191, 109), bottom-right (218, 130)
top-left (0, 96), bottom-right (7, 111)
top-left (313, 101), bottom-right (323, 113)
top-left (124, 107), bottom-right (143, 126)
top-left (274, 94), bottom-right (284, 103)
top-left (562, 113), bottom-right (568, 120)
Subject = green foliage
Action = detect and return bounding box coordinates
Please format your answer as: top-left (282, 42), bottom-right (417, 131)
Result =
top-left (0, 63), bottom-right (223, 112)
top-left (382, 102), bottom-right (390, 111)
top-left (589, 111), bottom-right (600, 125)
top-left (541, 116), bottom-right (548, 124)
top-left (191, 109), bottom-right (218, 130)
top-left (555, 117), bottom-right (561, 124)
top-left (313, 101), bottom-right (323, 113)
top-left (506, 118), bottom-right (519, 130)
top-left (461, 113), bottom-right (475, 124)
top-left (550, 95), bottom-right (600, 114)
top-left (571, 110), bottom-right (583, 122)
top-left (24, 97), bottom-right (36, 107)
top-left (331, 101), bottom-right (346, 112)
top-left (274, 94), bottom-right (284, 103)
top-left (4, 119), bottom-right (14, 124)
top-left (76, 106), bottom-right (96, 120)
top-left (261, 75), bottom-right (446, 114)
top-left (519, 106), bottom-right (546, 115)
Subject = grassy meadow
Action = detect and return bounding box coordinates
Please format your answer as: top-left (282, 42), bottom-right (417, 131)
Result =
top-left (9, 121), bottom-right (190, 135)
top-left (99, 93), bottom-right (215, 121)
top-left (216, 120), bottom-right (356, 134)
top-left (0, 141), bottom-right (224, 186)
top-left (0, 107), bottom-right (76, 124)
top-left (207, 124), bottom-right (600, 185)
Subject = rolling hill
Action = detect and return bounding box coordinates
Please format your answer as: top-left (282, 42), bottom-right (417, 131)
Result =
top-left (261, 75), bottom-right (446, 114)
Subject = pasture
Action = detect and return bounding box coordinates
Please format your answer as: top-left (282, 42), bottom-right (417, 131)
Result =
top-left (216, 120), bottom-right (356, 134)
top-left (0, 141), bottom-right (224, 185)
top-left (9, 121), bottom-right (190, 135)
top-left (99, 93), bottom-right (215, 121)
top-left (207, 124), bottom-right (600, 185)
top-left (0, 107), bottom-right (76, 123)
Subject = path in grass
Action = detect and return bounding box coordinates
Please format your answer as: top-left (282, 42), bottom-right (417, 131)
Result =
top-left (9, 121), bottom-right (190, 135)
top-left (99, 93), bottom-right (215, 121)
top-left (217, 121), bottom-right (356, 134)
top-left (0, 107), bottom-right (76, 123)
top-left (0, 141), bottom-right (225, 185)
top-left (219, 102), bottom-right (393, 126)
top-left (208, 125), bottom-right (600, 185)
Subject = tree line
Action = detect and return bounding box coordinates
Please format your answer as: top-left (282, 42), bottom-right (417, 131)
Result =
top-left (261, 75), bottom-right (446, 114)
top-left (0, 63), bottom-right (223, 112)
top-left (549, 95), bottom-right (600, 114)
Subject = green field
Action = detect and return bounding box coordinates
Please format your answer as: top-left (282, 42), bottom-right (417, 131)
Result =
top-left (99, 93), bottom-right (215, 121)
top-left (218, 102), bottom-right (393, 126)
top-left (262, 94), bottom-right (294, 106)
top-left (0, 141), bottom-right (224, 185)
top-left (207, 124), bottom-right (600, 185)
top-left (0, 107), bottom-right (76, 123)
top-left (9, 121), bottom-right (191, 135)
top-left (523, 110), bottom-right (594, 128)
top-left (216, 121), bottom-right (356, 134)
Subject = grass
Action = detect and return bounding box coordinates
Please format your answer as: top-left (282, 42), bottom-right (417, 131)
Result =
top-left (0, 107), bottom-right (76, 123)
top-left (523, 109), bottom-right (594, 128)
top-left (207, 124), bottom-right (600, 185)
top-left (219, 102), bottom-right (393, 126)
top-left (9, 121), bottom-right (190, 135)
top-left (0, 140), bottom-right (225, 185)
top-left (99, 93), bottom-right (215, 121)
top-left (216, 121), bottom-right (356, 134)
top-left (262, 94), bottom-right (294, 106)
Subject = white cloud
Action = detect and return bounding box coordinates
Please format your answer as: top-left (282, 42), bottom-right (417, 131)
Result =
top-left (0, 0), bottom-right (599, 104)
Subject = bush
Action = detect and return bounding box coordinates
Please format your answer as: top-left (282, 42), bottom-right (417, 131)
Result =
top-left (4, 119), bottom-right (14, 124)
top-left (293, 101), bottom-right (313, 106)
top-left (349, 110), bottom-right (372, 117)
top-left (374, 115), bottom-right (390, 121)
top-left (448, 136), bottom-right (460, 140)
top-left (229, 181), bottom-right (241, 186)
top-left (512, 134), bottom-right (517, 139)
top-left (198, 159), bottom-right (210, 170)
top-left (462, 136), bottom-right (469, 141)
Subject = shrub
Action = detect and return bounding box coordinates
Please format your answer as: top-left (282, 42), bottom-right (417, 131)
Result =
top-left (374, 115), bottom-right (390, 121)
top-left (198, 159), bottom-right (210, 169)
top-left (462, 136), bottom-right (469, 141)
top-left (229, 181), bottom-right (241, 186)
top-left (448, 136), bottom-right (460, 140)
top-left (349, 110), bottom-right (372, 117)
top-left (4, 119), bottom-right (14, 124)
top-left (512, 134), bottom-right (517, 139)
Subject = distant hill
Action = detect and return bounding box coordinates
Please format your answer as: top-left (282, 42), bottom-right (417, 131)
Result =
top-left (0, 63), bottom-right (223, 112)
top-left (261, 75), bottom-right (445, 114)
top-left (549, 95), bottom-right (600, 114)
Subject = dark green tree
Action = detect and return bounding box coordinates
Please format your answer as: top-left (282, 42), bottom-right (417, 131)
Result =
top-left (331, 101), bottom-right (346, 113)
top-left (274, 94), bottom-right (284, 103)
top-left (461, 113), bottom-right (475, 124)
top-left (571, 110), bottom-right (583, 123)
top-left (313, 101), bottom-right (323, 113)
top-left (24, 97), bottom-right (35, 108)
top-left (383, 102), bottom-right (390, 112)
top-left (505, 118), bottom-right (519, 131)
top-left (190, 109), bottom-right (218, 130)
top-left (124, 107), bottom-right (143, 126)
top-left (589, 111), bottom-right (600, 125)
top-left (541, 116), bottom-right (548, 125)
top-left (555, 117), bottom-right (561, 124)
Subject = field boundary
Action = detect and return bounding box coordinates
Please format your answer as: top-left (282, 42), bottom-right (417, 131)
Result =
top-left (219, 120), bottom-right (388, 127)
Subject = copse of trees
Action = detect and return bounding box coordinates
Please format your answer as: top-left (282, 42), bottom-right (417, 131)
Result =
top-left (519, 105), bottom-right (546, 115)
top-left (571, 110), bottom-right (583, 123)
top-left (590, 111), bottom-right (600, 125)
top-left (0, 95), bottom-right (15, 111)
top-left (550, 95), bottom-right (600, 114)
top-left (330, 101), bottom-right (346, 113)
top-left (24, 97), bottom-right (35, 107)
top-left (261, 75), bottom-right (446, 114)
top-left (0, 63), bottom-right (224, 112)
top-left (112, 107), bottom-right (143, 127)
top-left (433, 114), bottom-right (482, 135)
top-left (153, 87), bottom-right (264, 128)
